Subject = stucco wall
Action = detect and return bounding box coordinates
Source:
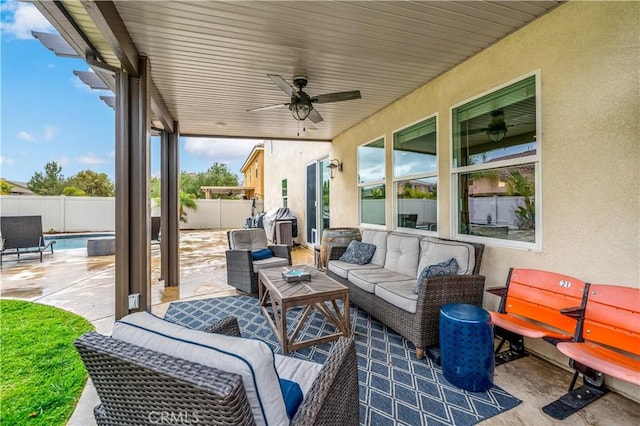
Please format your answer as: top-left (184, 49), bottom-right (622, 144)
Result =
top-left (329, 1), bottom-right (639, 400)
top-left (263, 140), bottom-right (330, 244)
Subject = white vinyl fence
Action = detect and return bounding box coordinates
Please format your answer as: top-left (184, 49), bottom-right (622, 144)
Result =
top-left (0, 195), bottom-right (253, 232)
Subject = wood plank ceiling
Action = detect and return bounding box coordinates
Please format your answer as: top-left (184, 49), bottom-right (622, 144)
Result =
top-left (55, 1), bottom-right (562, 141)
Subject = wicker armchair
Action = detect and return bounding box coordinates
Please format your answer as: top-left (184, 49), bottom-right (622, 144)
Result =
top-left (75, 316), bottom-right (359, 426)
top-left (225, 228), bottom-right (292, 294)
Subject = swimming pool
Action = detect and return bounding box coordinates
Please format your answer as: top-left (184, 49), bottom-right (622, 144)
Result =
top-left (44, 234), bottom-right (115, 250)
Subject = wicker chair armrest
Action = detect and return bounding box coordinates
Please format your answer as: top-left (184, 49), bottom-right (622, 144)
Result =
top-left (291, 336), bottom-right (359, 426)
top-left (205, 316), bottom-right (242, 337)
top-left (268, 244), bottom-right (291, 262)
top-left (225, 249), bottom-right (254, 270)
top-left (417, 274), bottom-right (487, 310)
top-left (75, 332), bottom-right (255, 426)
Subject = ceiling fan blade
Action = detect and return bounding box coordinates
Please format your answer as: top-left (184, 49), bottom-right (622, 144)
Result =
top-left (247, 103), bottom-right (289, 112)
top-left (312, 90), bottom-right (361, 104)
top-left (308, 108), bottom-right (323, 123)
top-left (267, 74), bottom-right (299, 98)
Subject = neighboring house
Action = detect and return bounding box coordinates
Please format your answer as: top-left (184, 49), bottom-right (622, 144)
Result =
top-left (2, 180), bottom-right (34, 195)
top-left (240, 143), bottom-right (264, 201)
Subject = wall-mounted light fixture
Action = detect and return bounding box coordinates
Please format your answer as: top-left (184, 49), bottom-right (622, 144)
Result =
top-left (327, 159), bottom-right (343, 179)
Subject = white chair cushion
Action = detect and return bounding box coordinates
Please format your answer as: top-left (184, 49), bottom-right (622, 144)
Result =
top-left (253, 256), bottom-right (290, 271)
top-left (361, 229), bottom-right (389, 266)
top-left (229, 228), bottom-right (269, 250)
top-left (418, 238), bottom-right (476, 276)
top-left (348, 268), bottom-right (413, 294)
top-left (112, 312), bottom-right (287, 426)
top-left (383, 234), bottom-right (421, 277)
top-left (274, 355), bottom-right (323, 397)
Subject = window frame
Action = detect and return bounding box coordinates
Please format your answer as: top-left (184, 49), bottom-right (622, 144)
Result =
top-left (357, 136), bottom-right (386, 228)
top-left (392, 113), bottom-right (439, 233)
top-left (281, 178), bottom-right (288, 208)
top-left (450, 71), bottom-right (542, 251)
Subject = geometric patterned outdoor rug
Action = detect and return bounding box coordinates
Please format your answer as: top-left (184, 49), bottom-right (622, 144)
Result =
top-left (164, 295), bottom-right (521, 426)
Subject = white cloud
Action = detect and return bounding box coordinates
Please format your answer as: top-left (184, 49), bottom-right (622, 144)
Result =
top-left (184, 137), bottom-right (262, 163)
top-left (57, 157), bottom-right (70, 168)
top-left (43, 125), bottom-right (58, 140)
top-left (76, 153), bottom-right (108, 165)
top-left (1, 1), bottom-right (54, 40)
top-left (17, 131), bottom-right (36, 142)
top-left (0, 156), bottom-right (15, 165)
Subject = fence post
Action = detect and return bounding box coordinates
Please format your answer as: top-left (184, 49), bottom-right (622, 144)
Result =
top-left (60, 195), bottom-right (66, 232)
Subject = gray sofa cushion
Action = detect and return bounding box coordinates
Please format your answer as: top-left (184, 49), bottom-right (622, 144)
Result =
top-left (253, 256), bottom-right (290, 271)
top-left (327, 260), bottom-right (382, 279)
top-left (229, 228), bottom-right (269, 250)
top-left (375, 280), bottom-right (419, 314)
top-left (418, 237), bottom-right (476, 276)
top-left (384, 234), bottom-right (421, 277)
top-left (361, 229), bottom-right (389, 266)
top-left (349, 268), bottom-right (414, 294)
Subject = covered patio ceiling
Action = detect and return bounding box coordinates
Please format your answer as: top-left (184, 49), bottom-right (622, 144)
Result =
top-left (32, 0), bottom-right (561, 142)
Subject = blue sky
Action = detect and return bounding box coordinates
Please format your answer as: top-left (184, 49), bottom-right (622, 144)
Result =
top-left (1, 0), bottom-right (259, 184)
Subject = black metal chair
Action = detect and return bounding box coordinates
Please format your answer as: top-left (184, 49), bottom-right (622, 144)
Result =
top-left (0, 215), bottom-right (55, 266)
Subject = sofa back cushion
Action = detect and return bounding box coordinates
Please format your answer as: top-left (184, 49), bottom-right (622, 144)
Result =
top-left (361, 229), bottom-right (388, 266)
top-left (112, 312), bottom-right (287, 426)
top-left (384, 234), bottom-right (421, 277)
top-left (418, 238), bottom-right (476, 276)
top-left (229, 228), bottom-right (269, 251)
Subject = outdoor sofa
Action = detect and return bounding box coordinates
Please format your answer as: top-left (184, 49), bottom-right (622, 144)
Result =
top-left (326, 229), bottom-right (485, 360)
top-left (75, 314), bottom-right (358, 426)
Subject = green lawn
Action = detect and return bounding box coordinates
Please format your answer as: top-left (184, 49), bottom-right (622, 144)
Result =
top-left (1, 299), bottom-right (94, 425)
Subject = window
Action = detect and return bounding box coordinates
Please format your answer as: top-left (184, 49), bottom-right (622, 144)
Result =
top-left (255, 159), bottom-right (258, 178)
top-left (281, 179), bottom-right (288, 208)
top-left (358, 138), bottom-right (385, 226)
top-left (452, 74), bottom-right (539, 248)
top-left (393, 116), bottom-right (437, 231)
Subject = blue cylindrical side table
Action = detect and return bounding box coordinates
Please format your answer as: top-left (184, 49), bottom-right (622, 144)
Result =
top-left (439, 303), bottom-right (494, 392)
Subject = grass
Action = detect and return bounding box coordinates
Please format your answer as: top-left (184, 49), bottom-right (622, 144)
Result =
top-left (0, 299), bottom-right (94, 425)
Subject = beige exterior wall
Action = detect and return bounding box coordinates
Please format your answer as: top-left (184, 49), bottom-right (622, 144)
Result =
top-left (264, 140), bottom-right (330, 243)
top-left (241, 147), bottom-right (265, 200)
top-left (328, 1), bottom-right (639, 399)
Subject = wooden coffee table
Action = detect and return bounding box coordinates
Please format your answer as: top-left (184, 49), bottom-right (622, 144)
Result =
top-left (258, 264), bottom-right (351, 354)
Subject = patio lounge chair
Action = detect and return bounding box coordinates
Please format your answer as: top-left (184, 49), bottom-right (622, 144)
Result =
top-left (75, 316), bottom-right (359, 425)
top-left (0, 215), bottom-right (55, 267)
top-left (225, 228), bottom-right (292, 294)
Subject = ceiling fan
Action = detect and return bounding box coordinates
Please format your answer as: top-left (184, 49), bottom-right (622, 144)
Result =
top-left (248, 74), bottom-right (361, 124)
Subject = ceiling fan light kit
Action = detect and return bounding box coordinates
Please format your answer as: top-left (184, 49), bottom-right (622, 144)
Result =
top-left (250, 74), bottom-right (362, 127)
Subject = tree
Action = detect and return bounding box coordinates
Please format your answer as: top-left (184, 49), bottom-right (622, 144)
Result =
top-left (0, 179), bottom-right (13, 195)
top-left (28, 161), bottom-right (65, 195)
top-left (180, 163), bottom-right (239, 198)
top-left (67, 170), bottom-right (115, 197)
top-left (506, 170), bottom-right (535, 230)
top-left (62, 186), bottom-right (86, 196)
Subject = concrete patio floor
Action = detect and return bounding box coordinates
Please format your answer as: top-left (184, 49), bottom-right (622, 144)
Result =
top-left (0, 229), bottom-right (638, 425)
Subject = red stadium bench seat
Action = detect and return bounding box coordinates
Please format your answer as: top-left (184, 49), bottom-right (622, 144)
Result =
top-left (543, 284), bottom-right (640, 419)
top-left (486, 268), bottom-right (590, 365)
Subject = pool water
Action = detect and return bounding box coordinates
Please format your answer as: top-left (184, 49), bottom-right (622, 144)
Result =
top-left (44, 234), bottom-right (115, 250)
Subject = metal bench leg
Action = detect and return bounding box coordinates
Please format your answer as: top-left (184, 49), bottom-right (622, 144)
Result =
top-left (542, 361), bottom-right (608, 420)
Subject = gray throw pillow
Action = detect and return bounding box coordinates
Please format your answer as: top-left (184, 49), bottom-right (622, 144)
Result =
top-left (415, 258), bottom-right (458, 294)
top-left (339, 240), bottom-right (376, 265)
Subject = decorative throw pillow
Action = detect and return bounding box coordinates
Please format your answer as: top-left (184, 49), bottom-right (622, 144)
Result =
top-left (279, 378), bottom-right (304, 419)
top-left (252, 248), bottom-right (273, 260)
top-left (339, 240), bottom-right (377, 265)
top-left (415, 258), bottom-right (458, 294)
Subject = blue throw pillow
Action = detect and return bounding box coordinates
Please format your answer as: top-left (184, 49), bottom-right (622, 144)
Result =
top-left (339, 240), bottom-right (376, 265)
top-left (279, 378), bottom-right (304, 419)
top-left (251, 248), bottom-right (273, 260)
top-left (415, 258), bottom-right (458, 294)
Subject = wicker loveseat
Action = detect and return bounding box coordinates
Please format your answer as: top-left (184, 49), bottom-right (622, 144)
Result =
top-left (75, 315), bottom-right (359, 426)
top-left (326, 230), bottom-right (485, 360)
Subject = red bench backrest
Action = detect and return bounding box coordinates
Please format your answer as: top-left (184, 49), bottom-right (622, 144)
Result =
top-left (503, 269), bottom-right (589, 335)
top-left (581, 284), bottom-right (640, 356)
